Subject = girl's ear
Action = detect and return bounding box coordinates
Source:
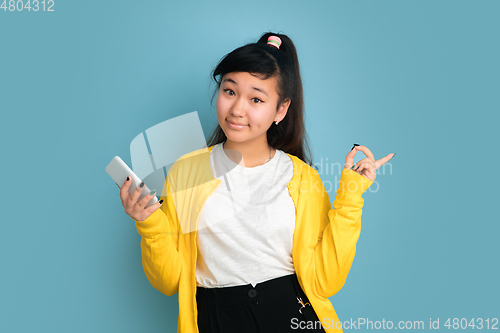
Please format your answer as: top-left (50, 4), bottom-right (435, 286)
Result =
top-left (275, 99), bottom-right (291, 123)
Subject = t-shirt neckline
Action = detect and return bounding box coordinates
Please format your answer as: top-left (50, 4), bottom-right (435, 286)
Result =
top-left (219, 142), bottom-right (279, 173)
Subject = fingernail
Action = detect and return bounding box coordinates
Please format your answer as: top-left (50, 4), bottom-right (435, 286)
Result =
top-left (140, 182), bottom-right (144, 188)
top-left (392, 153), bottom-right (396, 158)
top-left (351, 143), bottom-right (360, 151)
top-left (159, 199), bottom-right (164, 204)
top-left (150, 189), bottom-right (156, 195)
top-left (350, 165), bottom-right (356, 170)
top-left (126, 176), bottom-right (130, 181)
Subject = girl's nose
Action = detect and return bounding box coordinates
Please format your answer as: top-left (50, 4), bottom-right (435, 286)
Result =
top-left (230, 98), bottom-right (246, 117)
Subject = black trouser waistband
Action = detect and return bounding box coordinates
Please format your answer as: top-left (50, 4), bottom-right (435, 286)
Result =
top-left (196, 273), bottom-right (306, 308)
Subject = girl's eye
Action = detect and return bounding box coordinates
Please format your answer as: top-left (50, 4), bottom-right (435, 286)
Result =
top-left (222, 89), bottom-right (263, 104)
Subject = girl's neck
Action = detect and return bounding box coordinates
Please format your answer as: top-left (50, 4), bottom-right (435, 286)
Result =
top-left (222, 139), bottom-right (275, 168)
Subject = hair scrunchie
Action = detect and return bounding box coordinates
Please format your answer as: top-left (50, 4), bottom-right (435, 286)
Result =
top-left (267, 36), bottom-right (282, 49)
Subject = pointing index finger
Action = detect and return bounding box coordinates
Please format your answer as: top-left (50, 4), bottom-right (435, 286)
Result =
top-left (375, 153), bottom-right (396, 168)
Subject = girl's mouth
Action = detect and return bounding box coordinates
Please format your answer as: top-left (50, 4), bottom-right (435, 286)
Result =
top-left (227, 120), bottom-right (248, 130)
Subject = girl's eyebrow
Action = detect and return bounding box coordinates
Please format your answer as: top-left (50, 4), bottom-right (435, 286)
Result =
top-left (222, 78), bottom-right (269, 97)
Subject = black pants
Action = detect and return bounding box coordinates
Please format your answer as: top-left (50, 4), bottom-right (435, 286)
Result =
top-left (196, 273), bottom-right (325, 333)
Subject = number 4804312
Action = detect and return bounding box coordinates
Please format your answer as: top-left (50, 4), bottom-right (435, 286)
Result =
top-left (1, 0), bottom-right (55, 11)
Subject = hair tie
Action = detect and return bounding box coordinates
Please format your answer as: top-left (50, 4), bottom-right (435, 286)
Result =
top-left (267, 36), bottom-right (282, 49)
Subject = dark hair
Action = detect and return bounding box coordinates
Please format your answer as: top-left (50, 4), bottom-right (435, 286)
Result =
top-left (206, 32), bottom-right (314, 167)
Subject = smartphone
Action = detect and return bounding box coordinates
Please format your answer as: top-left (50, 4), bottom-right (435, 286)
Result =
top-left (105, 156), bottom-right (159, 208)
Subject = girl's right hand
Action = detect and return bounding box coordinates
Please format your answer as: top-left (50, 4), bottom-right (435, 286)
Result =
top-left (118, 177), bottom-right (163, 222)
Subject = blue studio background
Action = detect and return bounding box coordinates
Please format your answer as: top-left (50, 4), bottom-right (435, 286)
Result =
top-left (1, 0), bottom-right (499, 332)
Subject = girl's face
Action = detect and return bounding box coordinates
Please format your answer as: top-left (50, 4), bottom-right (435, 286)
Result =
top-left (216, 71), bottom-right (290, 146)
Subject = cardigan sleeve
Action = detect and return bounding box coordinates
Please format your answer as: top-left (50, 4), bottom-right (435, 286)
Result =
top-left (313, 168), bottom-right (373, 297)
top-left (130, 179), bottom-right (182, 296)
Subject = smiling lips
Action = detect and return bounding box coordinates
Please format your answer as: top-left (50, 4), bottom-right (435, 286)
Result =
top-left (227, 120), bottom-right (248, 129)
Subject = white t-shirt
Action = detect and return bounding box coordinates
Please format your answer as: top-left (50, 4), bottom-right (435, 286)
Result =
top-left (195, 142), bottom-right (296, 288)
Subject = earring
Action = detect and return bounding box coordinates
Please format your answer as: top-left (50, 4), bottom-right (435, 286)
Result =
top-left (275, 120), bottom-right (280, 125)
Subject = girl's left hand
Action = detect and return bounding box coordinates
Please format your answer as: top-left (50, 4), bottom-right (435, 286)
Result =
top-left (344, 145), bottom-right (395, 182)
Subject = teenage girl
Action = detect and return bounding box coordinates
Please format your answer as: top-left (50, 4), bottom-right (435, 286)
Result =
top-left (118, 32), bottom-right (394, 333)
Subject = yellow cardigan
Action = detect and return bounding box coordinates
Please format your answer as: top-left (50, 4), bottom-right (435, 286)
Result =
top-left (132, 145), bottom-right (373, 332)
